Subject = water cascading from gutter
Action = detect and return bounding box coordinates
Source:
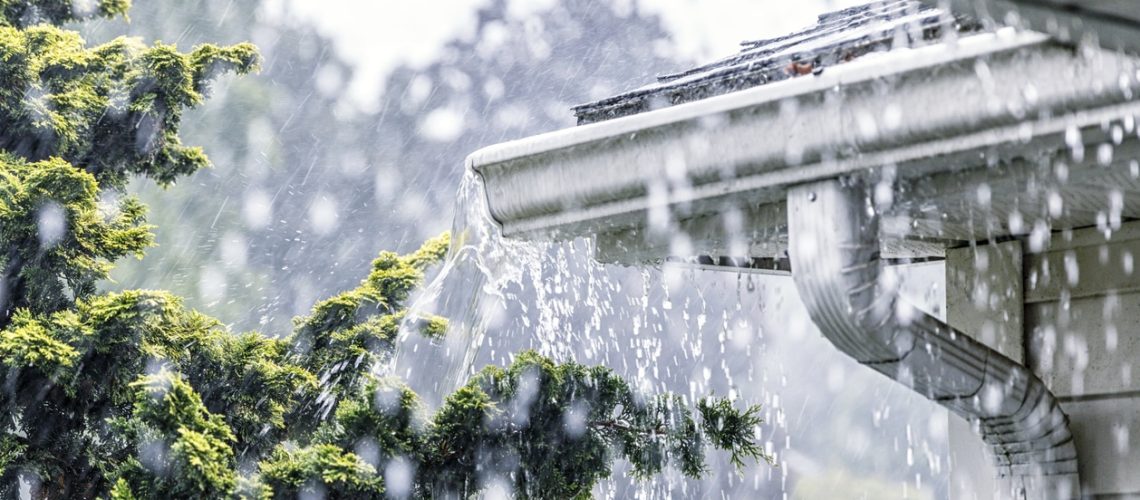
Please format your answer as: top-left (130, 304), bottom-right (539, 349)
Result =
top-left (786, 179), bottom-right (1079, 496)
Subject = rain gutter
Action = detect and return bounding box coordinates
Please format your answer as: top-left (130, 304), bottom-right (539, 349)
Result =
top-left (926, 0), bottom-right (1140, 54)
top-left (469, 30), bottom-right (1140, 249)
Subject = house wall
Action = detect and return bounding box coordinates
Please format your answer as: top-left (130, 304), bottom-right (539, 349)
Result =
top-left (946, 224), bottom-right (1140, 499)
top-left (1024, 224), bottom-right (1140, 497)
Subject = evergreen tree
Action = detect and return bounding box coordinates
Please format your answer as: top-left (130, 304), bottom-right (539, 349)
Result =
top-left (0, 2), bottom-right (770, 498)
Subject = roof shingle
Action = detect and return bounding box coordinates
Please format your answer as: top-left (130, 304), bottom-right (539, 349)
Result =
top-left (572, 0), bottom-right (980, 125)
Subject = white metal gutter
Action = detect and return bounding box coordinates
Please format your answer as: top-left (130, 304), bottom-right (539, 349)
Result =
top-left (928, 0), bottom-right (1140, 54)
top-left (469, 30), bottom-right (1140, 256)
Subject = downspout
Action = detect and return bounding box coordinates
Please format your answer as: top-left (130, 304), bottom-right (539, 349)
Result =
top-left (787, 179), bottom-right (1079, 496)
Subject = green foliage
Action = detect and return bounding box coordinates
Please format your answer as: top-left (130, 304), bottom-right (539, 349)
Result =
top-left (0, 1), bottom-right (772, 498)
top-left (0, 435), bottom-right (25, 483)
top-left (113, 370), bottom-right (238, 498)
top-left (315, 377), bottom-right (424, 454)
top-left (0, 21), bottom-right (257, 189)
top-left (698, 397), bottom-right (769, 469)
top-left (259, 444), bottom-right (385, 499)
top-left (290, 232), bottom-right (451, 392)
top-left (415, 350), bottom-right (771, 497)
top-left (0, 0), bottom-right (130, 27)
top-left (0, 309), bottom-right (78, 372)
top-left (2, 234), bottom-right (769, 498)
top-left (0, 288), bottom-right (313, 496)
top-left (0, 153), bottom-right (151, 323)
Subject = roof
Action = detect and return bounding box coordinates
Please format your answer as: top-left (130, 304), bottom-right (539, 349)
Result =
top-left (572, 0), bottom-right (980, 125)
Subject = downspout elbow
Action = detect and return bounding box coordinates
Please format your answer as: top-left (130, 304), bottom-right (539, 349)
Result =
top-left (787, 180), bottom-right (1079, 497)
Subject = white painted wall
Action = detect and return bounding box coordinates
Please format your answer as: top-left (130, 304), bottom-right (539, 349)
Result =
top-left (945, 224), bottom-right (1140, 498)
top-left (1025, 225), bottom-right (1140, 497)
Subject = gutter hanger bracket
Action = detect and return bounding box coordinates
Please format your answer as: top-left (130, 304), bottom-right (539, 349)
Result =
top-left (787, 179), bottom-right (1079, 498)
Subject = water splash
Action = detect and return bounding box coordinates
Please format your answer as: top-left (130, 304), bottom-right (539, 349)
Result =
top-left (385, 166), bottom-right (949, 497)
top-left (389, 169), bottom-right (543, 404)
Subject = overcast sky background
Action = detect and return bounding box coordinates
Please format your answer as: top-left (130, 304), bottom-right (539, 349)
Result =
top-left (265, 0), bottom-right (867, 109)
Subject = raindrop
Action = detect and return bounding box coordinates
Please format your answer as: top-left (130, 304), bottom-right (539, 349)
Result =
top-left (1097, 143), bottom-right (1114, 166)
top-left (1113, 425), bottom-right (1130, 456)
top-left (1008, 211), bottom-right (1025, 234)
top-left (1022, 83), bottom-right (1038, 106)
top-left (1028, 221), bottom-right (1050, 252)
top-left (1048, 191), bottom-right (1064, 218)
top-left (308, 194), bottom-right (340, 236)
top-left (36, 202), bottom-right (65, 248)
top-left (418, 107), bottom-right (466, 142)
top-left (1064, 251), bottom-right (1079, 286)
top-left (1065, 125), bottom-right (1085, 162)
top-left (242, 188), bottom-right (273, 230)
top-left (976, 184), bottom-right (991, 206)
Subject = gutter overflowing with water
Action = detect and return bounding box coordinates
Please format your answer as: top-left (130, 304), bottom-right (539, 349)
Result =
top-left (400, 1), bottom-right (1140, 497)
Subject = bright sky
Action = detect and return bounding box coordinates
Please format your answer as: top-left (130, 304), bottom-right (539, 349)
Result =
top-left (268, 0), bottom-right (866, 110)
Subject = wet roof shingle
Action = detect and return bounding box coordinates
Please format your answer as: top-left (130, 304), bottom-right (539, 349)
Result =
top-left (572, 0), bottom-right (980, 125)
